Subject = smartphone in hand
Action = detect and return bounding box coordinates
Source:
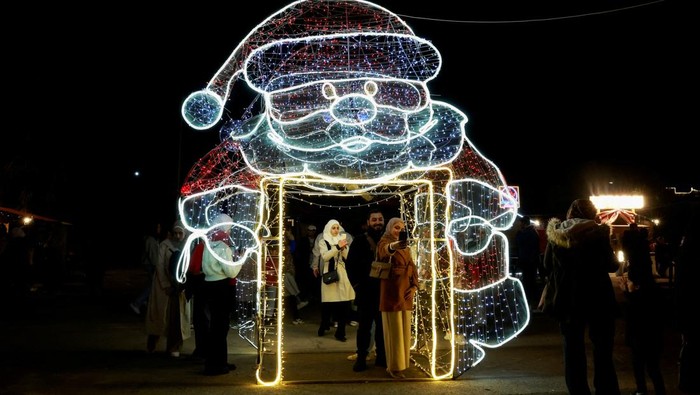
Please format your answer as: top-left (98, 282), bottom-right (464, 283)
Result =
top-left (399, 230), bottom-right (408, 242)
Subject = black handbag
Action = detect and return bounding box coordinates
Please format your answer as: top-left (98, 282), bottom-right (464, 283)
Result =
top-left (322, 249), bottom-right (340, 284)
top-left (322, 269), bottom-right (340, 284)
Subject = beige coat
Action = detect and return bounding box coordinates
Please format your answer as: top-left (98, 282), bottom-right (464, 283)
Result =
top-left (145, 238), bottom-right (191, 339)
top-left (316, 238), bottom-right (355, 303)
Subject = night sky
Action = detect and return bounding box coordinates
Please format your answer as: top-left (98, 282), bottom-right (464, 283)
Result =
top-left (3, 0), bottom-right (694, 233)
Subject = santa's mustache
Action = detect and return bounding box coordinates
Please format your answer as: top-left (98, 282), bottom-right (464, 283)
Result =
top-left (267, 106), bottom-right (432, 150)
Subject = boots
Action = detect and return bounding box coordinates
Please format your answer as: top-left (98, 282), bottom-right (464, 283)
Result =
top-left (374, 354), bottom-right (387, 368)
top-left (353, 353), bottom-right (368, 372)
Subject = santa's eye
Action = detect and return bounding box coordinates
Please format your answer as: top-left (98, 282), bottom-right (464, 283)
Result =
top-left (373, 81), bottom-right (425, 111)
top-left (269, 84), bottom-right (334, 122)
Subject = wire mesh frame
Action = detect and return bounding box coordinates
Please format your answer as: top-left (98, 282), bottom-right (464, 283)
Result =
top-left (252, 171), bottom-right (464, 384)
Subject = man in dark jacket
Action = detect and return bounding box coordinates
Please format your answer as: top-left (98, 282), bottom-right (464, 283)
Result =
top-left (542, 198), bottom-right (621, 395)
top-left (676, 210), bottom-right (700, 393)
top-left (346, 208), bottom-right (386, 371)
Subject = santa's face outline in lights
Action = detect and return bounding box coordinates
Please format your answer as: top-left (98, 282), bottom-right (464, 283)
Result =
top-left (178, 0), bottom-right (526, 385)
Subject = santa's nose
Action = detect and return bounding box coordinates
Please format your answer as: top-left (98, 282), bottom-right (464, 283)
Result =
top-left (330, 94), bottom-right (376, 125)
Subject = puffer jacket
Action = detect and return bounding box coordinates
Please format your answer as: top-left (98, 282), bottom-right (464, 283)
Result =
top-left (541, 217), bottom-right (620, 322)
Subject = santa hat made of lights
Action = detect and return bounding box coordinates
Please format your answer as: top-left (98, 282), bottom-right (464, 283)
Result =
top-left (181, 0), bottom-right (442, 131)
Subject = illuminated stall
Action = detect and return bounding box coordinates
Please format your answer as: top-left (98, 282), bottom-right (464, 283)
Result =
top-left (590, 194), bottom-right (646, 262)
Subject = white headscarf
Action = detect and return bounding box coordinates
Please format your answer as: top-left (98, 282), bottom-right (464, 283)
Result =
top-left (322, 219), bottom-right (346, 246)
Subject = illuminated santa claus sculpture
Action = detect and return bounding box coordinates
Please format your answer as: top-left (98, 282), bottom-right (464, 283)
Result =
top-left (179, 0), bottom-right (528, 384)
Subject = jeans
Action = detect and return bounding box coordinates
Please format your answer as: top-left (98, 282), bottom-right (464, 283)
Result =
top-left (560, 316), bottom-right (620, 395)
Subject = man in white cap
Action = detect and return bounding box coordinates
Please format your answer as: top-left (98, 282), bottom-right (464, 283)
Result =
top-left (201, 213), bottom-right (243, 375)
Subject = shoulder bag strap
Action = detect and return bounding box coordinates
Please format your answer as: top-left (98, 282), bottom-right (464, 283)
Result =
top-left (365, 233), bottom-right (377, 253)
top-left (324, 240), bottom-right (335, 271)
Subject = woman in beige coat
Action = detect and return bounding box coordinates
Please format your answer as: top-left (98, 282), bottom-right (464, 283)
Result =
top-left (145, 222), bottom-right (191, 357)
top-left (377, 217), bottom-right (418, 378)
top-left (313, 219), bottom-right (355, 341)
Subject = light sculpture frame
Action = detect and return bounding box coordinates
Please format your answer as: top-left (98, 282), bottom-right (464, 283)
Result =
top-left (177, 0), bottom-right (529, 385)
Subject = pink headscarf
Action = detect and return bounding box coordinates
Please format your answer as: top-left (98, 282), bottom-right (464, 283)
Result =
top-left (383, 217), bottom-right (404, 240)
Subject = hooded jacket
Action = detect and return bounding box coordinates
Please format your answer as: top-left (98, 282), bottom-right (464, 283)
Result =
top-left (541, 217), bottom-right (619, 322)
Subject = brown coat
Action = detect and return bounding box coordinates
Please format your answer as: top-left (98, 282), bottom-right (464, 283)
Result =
top-left (377, 235), bottom-right (418, 312)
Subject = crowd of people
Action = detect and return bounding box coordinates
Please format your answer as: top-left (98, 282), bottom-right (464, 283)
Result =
top-left (1, 191), bottom-right (695, 389)
top-left (118, 198), bottom-right (698, 390)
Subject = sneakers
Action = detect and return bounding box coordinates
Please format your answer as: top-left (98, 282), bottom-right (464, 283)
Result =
top-left (347, 353), bottom-right (373, 361)
top-left (292, 318), bottom-right (304, 325)
top-left (349, 321), bottom-right (359, 327)
top-left (333, 322), bottom-right (338, 328)
top-left (169, 351), bottom-right (180, 358)
top-left (353, 358), bottom-right (368, 372)
top-left (375, 357), bottom-right (387, 367)
top-left (296, 300), bottom-right (309, 310)
top-left (129, 302), bottom-right (141, 315)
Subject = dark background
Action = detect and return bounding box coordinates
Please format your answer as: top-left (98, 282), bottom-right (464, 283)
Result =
top-left (2, 0), bottom-right (695, 261)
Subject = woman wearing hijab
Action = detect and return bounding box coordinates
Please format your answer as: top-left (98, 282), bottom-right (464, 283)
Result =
top-left (377, 217), bottom-right (418, 379)
top-left (145, 221), bottom-right (190, 357)
top-left (313, 219), bottom-right (355, 341)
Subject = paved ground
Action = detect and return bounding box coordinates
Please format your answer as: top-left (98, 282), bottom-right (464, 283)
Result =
top-left (0, 266), bottom-right (686, 394)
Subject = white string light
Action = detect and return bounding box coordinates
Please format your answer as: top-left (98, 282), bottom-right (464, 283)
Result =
top-left (179, 0), bottom-right (528, 384)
